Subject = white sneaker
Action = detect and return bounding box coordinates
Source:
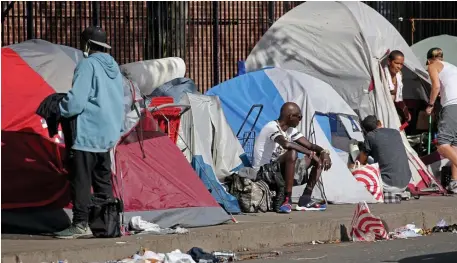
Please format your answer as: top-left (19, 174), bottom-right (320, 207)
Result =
top-left (447, 180), bottom-right (457, 194)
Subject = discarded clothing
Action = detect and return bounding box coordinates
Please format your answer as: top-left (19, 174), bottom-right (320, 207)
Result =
top-left (129, 216), bottom-right (188, 235)
top-left (187, 247), bottom-right (218, 263)
top-left (36, 93), bottom-right (77, 163)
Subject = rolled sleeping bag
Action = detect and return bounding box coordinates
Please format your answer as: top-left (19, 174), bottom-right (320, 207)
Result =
top-left (120, 57), bottom-right (186, 95)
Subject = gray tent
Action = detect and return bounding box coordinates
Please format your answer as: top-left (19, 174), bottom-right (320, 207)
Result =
top-left (411, 34), bottom-right (457, 67)
top-left (245, 1), bottom-right (442, 194)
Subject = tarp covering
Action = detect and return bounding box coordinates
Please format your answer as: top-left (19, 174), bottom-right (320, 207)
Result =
top-left (411, 34), bottom-right (457, 67)
top-left (244, 1), bottom-right (443, 194)
top-left (207, 67), bottom-right (377, 204)
top-left (2, 40), bottom-right (230, 233)
top-left (148, 77), bottom-right (199, 103)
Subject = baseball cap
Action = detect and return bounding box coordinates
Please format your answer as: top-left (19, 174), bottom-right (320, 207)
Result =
top-left (426, 47), bottom-right (443, 65)
top-left (81, 26), bottom-right (111, 49)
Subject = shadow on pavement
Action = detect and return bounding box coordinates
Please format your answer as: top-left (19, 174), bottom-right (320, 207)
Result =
top-left (387, 251), bottom-right (457, 263)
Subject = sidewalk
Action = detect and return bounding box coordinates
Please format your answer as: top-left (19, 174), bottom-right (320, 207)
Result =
top-left (2, 196), bottom-right (456, 263)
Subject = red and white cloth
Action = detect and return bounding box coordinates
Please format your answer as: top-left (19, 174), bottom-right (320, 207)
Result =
top-left (350, 202), bottom-right (389, 242)
top-left (351, 162), bottom-right (384, 202)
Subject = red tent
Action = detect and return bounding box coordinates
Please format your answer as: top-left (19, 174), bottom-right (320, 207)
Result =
top-left (1, 39), bottom-right (230, 233)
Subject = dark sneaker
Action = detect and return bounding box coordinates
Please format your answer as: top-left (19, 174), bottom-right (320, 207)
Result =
top-left (278, 197), bottom-right (292, 213)
top-left (54, 223), bottom-right (93, 239)
top-left (296, 199), bottom-right (327, 211)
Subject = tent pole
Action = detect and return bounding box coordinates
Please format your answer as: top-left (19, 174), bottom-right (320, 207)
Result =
top-left (427, 115), bottom-right (432, 155)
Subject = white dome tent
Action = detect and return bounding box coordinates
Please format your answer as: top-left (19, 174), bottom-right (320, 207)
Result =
top-left (245, 1), bottom-right (444, 194)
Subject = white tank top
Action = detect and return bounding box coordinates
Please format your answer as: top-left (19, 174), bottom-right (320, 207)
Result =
top-left (439, 61), bottom-right (457, 107)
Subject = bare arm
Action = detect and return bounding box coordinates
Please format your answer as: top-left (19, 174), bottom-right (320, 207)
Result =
top-left (428, 64), bottom-right (441, 105)
top-left (295, 137), bottom-right (324, 155)
top-left (274, 135), bottom-right (314, 156)
top-left (357, 151), bottom-right (369, 165)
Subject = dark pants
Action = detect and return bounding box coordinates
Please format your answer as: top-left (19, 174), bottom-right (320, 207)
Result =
top-left (70, 150), bottom-right (113, 224)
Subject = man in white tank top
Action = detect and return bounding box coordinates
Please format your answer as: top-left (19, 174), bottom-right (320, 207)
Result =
top-left (426, 47), bottom-right (457, 194)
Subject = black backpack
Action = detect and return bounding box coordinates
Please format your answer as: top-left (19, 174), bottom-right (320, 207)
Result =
top-left (88, 193), bottom-right (124, 238)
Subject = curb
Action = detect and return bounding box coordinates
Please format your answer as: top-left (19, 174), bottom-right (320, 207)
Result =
top-left (3, 207), bottom-right (457, 263)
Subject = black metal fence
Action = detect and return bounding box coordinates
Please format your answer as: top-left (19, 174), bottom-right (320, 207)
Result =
top-left (2, 1), bottom-right (457, 92)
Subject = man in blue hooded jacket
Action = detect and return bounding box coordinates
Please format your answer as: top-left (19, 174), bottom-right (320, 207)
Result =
top-left (55, 26), bottom-right (124, 238)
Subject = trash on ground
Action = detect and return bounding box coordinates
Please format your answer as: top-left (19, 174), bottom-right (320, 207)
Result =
top-left (436, 219), bottom-right (447, 227)
top-left (390, 224), bottom-right (423, 239)
top-left (121, 247), bottom-right (196, 263)
top-left (212, 251), bottom-right (237, 262)
top-left (432, 223), bottom-right (457, 233)
top-left (350, 202), bottom-right (388, 242)
top-left (129, 216), bottom-right (189, 235)
top-left (187, 247), bottom-right (218, 263)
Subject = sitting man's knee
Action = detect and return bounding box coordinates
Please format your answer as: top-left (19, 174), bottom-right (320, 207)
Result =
top-left (284, 149), bottom-right (298, 162)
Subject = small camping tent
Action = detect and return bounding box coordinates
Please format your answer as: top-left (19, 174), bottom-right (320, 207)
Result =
top-left (1, 39), bottom-right (230, 233)
top-left (411, 34), bottom-right (457, 67)
top-left (175, 93), bottom-right (246, 213)
top-left (244, 1), bottom-right (444, 194)
top-left (207, 67), bottom-right (378, 204)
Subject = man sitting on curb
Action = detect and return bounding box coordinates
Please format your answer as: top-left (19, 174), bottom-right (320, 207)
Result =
top-left (252, 102), bottom-right (332, 213)
top-left (358, 115), bottom-right (412, 201)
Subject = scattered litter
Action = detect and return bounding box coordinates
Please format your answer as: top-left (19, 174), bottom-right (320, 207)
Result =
top-left (120, 247), bottom-right (196, 263)
top-left (212, 251), bottom-right (237, 262)
top-left (116, 241), bottom-right (127, 244)
top-left (187, 247), bottom-right (218, 263)
top-left (390, 224), bottom-right (423, 239)
top-left (432, 224), bottom-right (457, 233)
top-left (129, 216), bottom-right (189, 235)
top-left (310, 240), bottom-right (325, 245)
top-left (432, 219), bottom-right (457, 233)
top-left (436, 219), bottom-right (447, 227)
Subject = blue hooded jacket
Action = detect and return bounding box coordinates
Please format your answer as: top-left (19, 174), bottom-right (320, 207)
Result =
top-left (59, 52), bottom-right (124, 153)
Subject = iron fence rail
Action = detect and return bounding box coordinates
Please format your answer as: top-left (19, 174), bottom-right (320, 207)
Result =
top-left (2, 1), bottom-right (456, 92)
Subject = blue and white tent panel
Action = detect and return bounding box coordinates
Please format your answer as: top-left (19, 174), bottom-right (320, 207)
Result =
top-left (178, 93), bottom-right (244, 213)
top-left (207, 67), bottom-right (377, 204)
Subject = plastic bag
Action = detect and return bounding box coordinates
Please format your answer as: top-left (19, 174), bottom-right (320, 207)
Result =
top-left (350, 202), bottom-right (388, 241)
top-left (351, 162), bottom-right (384, 203)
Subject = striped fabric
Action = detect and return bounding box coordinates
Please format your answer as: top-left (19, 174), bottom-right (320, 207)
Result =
top-left (351, 163), bottom-right (384, 203)
top-left (350, 202), bottom-right (389, 242)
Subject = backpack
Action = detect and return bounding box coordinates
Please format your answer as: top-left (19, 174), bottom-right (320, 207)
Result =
top-left (88, 193), bottom-right (124, 238)
top-left (229, 175), bottom-right (273, 213)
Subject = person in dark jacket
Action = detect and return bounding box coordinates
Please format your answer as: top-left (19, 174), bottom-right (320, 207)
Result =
top-left (54, 26), bottom-right (124, 239)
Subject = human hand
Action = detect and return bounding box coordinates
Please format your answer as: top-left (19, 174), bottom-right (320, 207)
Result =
top-left (320, 152), bottom-right (332, 171)
top-left (407, 112), bottom-right (412, 122)
top-left (426, 105), bottom-right (434, 116)
top-left (310, 153), bottom-right (322, 169)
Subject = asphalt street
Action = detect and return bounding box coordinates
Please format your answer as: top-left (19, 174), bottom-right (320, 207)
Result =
top-left (241, 233), bottom-right (457, 263)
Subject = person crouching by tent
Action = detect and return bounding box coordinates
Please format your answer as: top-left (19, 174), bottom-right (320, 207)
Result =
top-left (384, 50), bottom-right (411, 124)
top-left (358, 116), bottom-right (412, 201)
top-left (54, 26), bottom-right (125, 238)
top-left (252, 102), bottom-right (332, 214)
top-left (425, 47), bottom-right (457, 194)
